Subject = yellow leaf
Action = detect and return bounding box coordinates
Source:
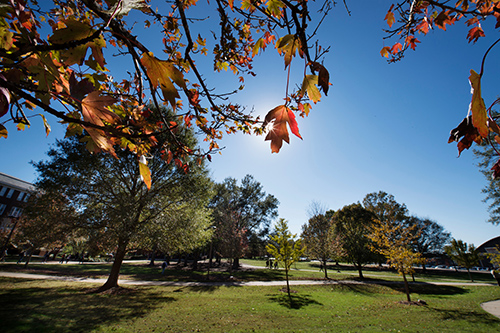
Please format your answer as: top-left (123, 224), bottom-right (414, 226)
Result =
top-left (0, 124), bottom-right (7, 138)
top-left (140, 52), bottom-right (185, 108)
top-left (469, 70), bottom-right (489, 138)
top-left (139, 158), bottom-right (151, 190)
top-left (301, 75), bottom-right (321, 103)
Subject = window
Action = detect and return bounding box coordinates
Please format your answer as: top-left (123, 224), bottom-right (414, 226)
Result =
top-left (23, 194), bottom-right (30, 202)
top-left (6, 189), bottom-right (14, 199)
top-left (8, 207), bottom-right (22, 218)
top-left (0, 204), bottom-right (6, 215)
top-left (17, 192), bottom-right (25, 201)
top-left (0, 187), bottom-right (7, 196)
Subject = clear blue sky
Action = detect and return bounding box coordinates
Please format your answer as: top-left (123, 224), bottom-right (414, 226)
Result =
top-left (1, 1), bottom-right (499, 247)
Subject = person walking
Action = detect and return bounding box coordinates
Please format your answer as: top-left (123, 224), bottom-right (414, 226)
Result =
top-left (161, 261), bottom-right (168, 275)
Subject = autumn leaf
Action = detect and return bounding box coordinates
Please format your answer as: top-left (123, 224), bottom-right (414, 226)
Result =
top-left (263, 105), bottom-right (302, 153)
top-left (38, 114), bottom-right (51, 136)
top-left (310, 62), bottom-right (330, 96)
top-left (448, 115), bottom-right (482, 156)
top-left (380, 46), bottom-right (391, 58)
top-left (276, 34), bottom-right (301, 68)
top-left (140, 52), bottom-right (186, 108)
top-left (467, 26), bottom-right (485, 43)
top-left (81, 91), bottom-right (119, 126)
top-left (49, 19), bottom-right (96, 66)
top-left (469, 69), bottom-right (488, 138)
top-left (0, 124), bottom-right (7, 138)
top-left (385, 5), bottom-right (395, 28)
top-left (301, 75), bottom-right (321, 103)
top-left (139, 155), bottom-right (152, 189)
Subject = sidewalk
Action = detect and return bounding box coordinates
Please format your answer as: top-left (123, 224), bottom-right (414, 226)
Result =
top-left (1, 270), bottom-right (500, 319)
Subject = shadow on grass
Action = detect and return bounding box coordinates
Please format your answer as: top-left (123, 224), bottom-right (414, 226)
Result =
top-left (267, 292), bottom-right (322, 309)
top-left (0, 281), bottom-right (174, 333)
top-left (428, 307), bottom-right (500, 325)
top-left (356, 278), bottom-right (470, 297)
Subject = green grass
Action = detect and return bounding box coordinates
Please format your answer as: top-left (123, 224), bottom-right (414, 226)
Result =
top-left (0, 277), bottom-right (499, 332)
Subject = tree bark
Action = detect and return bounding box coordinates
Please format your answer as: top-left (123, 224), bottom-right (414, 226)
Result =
top-left (402, 272), bottom-right (411, 302)
top-left (97, 238), bottom-right (128, 292)
top-left (323, 259), bottom-right (328, 279)
top-left (148, 244), bottom-right (157, 267)
top-left (467, 268), bottom-right (474, 282)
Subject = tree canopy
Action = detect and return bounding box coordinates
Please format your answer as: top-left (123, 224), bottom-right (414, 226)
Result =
top-left (32, 125), bottom-right (212, 291)
top-left (2, 1), bottom-right (499, 187)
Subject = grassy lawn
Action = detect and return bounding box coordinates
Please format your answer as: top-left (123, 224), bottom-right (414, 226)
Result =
top-left (0, 277), bottom-right (499, 332)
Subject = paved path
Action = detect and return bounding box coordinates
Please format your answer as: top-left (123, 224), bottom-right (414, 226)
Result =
top-left (1, 266), bottom-right (500, 319)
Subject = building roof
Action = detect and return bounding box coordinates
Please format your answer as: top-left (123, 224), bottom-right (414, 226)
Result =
top-left (0, 172), bottom-right (34, 192)
top-left (477, 236), bottom-right (500, 253)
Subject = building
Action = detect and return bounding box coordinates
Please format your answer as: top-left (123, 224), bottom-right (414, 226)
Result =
top-left (0, 172), bottom-right (35, 231)
top-left (477, 236), bottom-right (500, 268)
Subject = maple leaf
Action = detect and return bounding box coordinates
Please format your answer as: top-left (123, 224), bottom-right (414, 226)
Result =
top-left (140, 52), bottom-right (186, 108)
top-left (310, 62), bottom-right (330, 96)
top-left (262, 105), bottom-right (302, 153)
top-left (81, 91), bottom-right (119, 126)
top-left (467, 26), bottom-right (485, 43)
top-left (49, 19), bottom-right (95, 66)
top-left (380, 46), bottom-right (391, 58)
top-left (301, 75), bottom-right (321, 103)
top-left (448, 115), bottom-right (482, 156)
top-left (469, 69), bottom-right (489, 138)
top-left (276, 34), bottom-right (301, 68)
top-left (385, 5), bottom-right (395, 28)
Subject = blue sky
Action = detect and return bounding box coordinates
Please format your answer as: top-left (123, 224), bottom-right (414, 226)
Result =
top-left (1, 1), bottom-right (500, 247)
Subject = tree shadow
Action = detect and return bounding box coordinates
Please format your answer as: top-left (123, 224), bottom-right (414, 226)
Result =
top-left (356, 279), bottom-right (470, 297)
top-left (267, 292), bottom-right (323, 309)
top-left (427, 306), bottom-right (500, 326)
top-left (0, 281), bottom-right (175, 333)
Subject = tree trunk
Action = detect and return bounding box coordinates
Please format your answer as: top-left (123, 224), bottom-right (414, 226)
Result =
top-left (285, 267), bottom-right (291, 299)
top-left (148, 245), bottom-right (157, 267)
top-left (0, 219), bottom-right (19, 261)
top-left (356, 263), bottom-right (364, 280)
top-left (232, 257), bottom-right (240, 270)
top-left (467, 268), bottom-right (474, 282)
top-left (402, 271), bottom-right (411, 302)
top-left (23, 250), bottom-right (33, 267)
top-left (97, 238), bottom-right (128, 292)
top-left (323, 260), bottom-right (328, 279)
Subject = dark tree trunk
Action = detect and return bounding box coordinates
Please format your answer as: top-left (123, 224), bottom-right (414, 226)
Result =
top-left (323, 259), bottom-right (328, 279)
top-left (285, 267), bottom-right (291, 299)
top-left (356, 263), bottom-right (364, 279)
top-left (232, 257), bottom-right (240, 270)
top-left (97, 238), bottom-right (128, 292)
top-left (24, 250), bottom-right (33, 267)
top-left (402, 271), bottom-right (411, 302)
top-left (148, 244), bottom-right (157, 267)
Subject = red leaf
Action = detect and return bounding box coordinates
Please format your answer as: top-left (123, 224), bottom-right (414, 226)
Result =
top-left (263, 105), bottom-right (302, 153)
top-left (467, 26), bottom-right (485, 43)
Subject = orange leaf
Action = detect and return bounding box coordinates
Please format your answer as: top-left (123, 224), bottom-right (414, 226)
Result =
top-left (385, 6), bottom-right (395, 28)
top-left (469, 70), bottom-right (489, 138)
top-left (263, 105), bottom-right (302, 153)
top-left (81, 91), bottom-right (119, 126)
